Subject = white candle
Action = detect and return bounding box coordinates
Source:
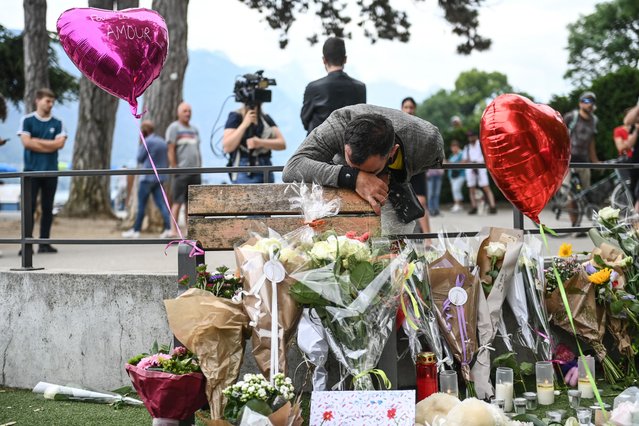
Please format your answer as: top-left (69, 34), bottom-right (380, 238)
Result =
top-left (495, 382), bottom-right (514, 412)
top-left (578, 379), bottom-right (595, 399)
top-left (537, 382), bottom-right (555, 405)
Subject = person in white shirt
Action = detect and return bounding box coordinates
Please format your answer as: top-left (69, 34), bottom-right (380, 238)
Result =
top-left (463, 129), bottom-right (497, 214)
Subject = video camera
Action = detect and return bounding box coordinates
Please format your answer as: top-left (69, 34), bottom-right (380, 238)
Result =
top-left (233, 70), bottom-right (276, 107)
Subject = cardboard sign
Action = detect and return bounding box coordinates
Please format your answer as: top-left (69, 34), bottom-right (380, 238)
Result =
top-left (310, 390), bottom-right (415, 425)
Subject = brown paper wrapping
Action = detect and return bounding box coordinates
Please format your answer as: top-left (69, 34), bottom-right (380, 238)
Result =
top-left (164, 288), bottom-right (248, 419)
top-left (235, 240), bottom-right (302, 379)
top-left (472, 227), bottom-right (523, 398)
top-left (608, 316), bottom-right (632, 356)
top-left (198, 401), bottom-right (304, 426)
top-left (429, 251), bottom-right (479, 382)
top-left (545, 271), bottom-right (607, 360)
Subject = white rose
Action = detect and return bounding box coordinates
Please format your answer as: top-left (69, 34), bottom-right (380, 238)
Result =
top-left (485, 242), bottom-right (507, 259)
top-left (251, 238), bottom-right (282, 254)
top-left (599, 206), bottom-right (620, 221)
top-left (310, 241), bottom-right (335, 260)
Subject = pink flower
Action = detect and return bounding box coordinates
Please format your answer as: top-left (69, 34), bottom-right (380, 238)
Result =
top-left (387, 408), bottom-right (397, 419)
top-left (137, 353), bottom-right (171, 370)
top-left (171, 346), bottom-right (187, 357)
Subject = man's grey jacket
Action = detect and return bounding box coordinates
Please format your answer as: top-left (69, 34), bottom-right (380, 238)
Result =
top-left (283, 104), bottom-right (444, 188)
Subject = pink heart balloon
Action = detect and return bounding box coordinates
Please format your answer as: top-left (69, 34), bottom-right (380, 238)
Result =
top-left (57, 8), bottom-right (168, 116)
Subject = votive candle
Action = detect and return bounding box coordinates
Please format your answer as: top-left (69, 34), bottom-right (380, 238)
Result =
top-left (495, 367), bottom-right (514, 412)
top-left (578, 355), bottom-right (596, 399)
top-left (536, 361), bottom-right (555, 405)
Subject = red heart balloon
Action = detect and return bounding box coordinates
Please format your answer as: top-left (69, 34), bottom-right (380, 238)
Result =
top-left (57, 8), bottom-right (168, 116)
top-left (480, 94), bottom-right (571, 224)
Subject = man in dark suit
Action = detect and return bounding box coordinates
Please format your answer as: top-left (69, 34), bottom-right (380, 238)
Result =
top-left (300, 37), bottom-right (366, 134)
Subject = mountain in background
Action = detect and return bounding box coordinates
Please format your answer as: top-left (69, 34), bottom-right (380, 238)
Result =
top-left (0, 47), bottom-right (433, 185)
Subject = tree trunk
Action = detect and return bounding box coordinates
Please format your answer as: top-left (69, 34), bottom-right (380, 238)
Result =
top-left (143, 0), bottom-right (189, 137)
top-left (23, 0), bottom-right (49, 112)
top-left (62, 0), bottom-right (139, 218)
top-left (121, 0), bottom-right (188, 231)
top-left (63, 77), bottom-right (118, 218)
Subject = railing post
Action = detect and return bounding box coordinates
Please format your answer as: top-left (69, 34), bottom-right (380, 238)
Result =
top-left (513, 205), bottom-right (525, 231)
top-left (13, 175), bottom-right (43, 271)
top-left (263, 167), bottom-right (270, 183)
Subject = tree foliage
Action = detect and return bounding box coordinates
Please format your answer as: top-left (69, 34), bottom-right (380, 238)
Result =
top-left (0, 25), bottom-right (78, 107)
top-left (565, 0), bottom-right (639, 86)
top-left (550, 67), bottom-right (639, 161)
top-left (415, 68), bottom-right (522, 136)
top-left (237, 0), bottom-right (491, 54)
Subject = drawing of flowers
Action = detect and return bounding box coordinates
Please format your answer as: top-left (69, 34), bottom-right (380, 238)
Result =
top-left (320, 410), bottom-right (334, 425)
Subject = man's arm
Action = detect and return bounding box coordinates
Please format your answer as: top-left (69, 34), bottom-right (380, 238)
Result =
top-left (167, 143), bottom-right (177, 168)
top-left (625, 105), bottom-right (639, 126)
top-left (20, 134), bottom-right (65, 153)
top-left (588, 138), bottom-right (600, 163)
top-left (300, 84), bottom-right (316, 131)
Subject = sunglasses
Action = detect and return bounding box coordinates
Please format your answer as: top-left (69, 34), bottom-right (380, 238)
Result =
top-left (580, 98), bottom-right (595, 104)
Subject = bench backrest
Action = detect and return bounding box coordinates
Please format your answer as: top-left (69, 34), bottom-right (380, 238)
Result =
top-left (188, 184), bottom-right (381, 250)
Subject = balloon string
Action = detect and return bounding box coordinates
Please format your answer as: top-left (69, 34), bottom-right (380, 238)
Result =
top-left (136, 126), bottom-right (203, 258)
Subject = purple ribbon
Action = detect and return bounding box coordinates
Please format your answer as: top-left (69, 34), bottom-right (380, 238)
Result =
top-left (442, 274), bottom-right (470, 366)
top-left (136, 126), bottom-right (203, 258)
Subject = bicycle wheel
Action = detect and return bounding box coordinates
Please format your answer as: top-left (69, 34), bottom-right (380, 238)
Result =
top-left (549, 184), bottom-right (583, 225)
top-left (611, 183), bottom-right (634, 219)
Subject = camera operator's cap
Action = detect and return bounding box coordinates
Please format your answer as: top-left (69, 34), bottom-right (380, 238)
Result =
top-left (579, 91), bottom-right (596, 103)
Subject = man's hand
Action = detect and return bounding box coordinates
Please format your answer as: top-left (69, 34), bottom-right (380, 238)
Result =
top-left (242, 109), bottom-right (258, 128)
top-left (355, 171), bottom-right (389, 215)
top-left (246, 137), bottom-right (260, 150)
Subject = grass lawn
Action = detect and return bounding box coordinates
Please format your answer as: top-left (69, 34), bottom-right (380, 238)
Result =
top-left (0, 381), bottom-right (619, 425)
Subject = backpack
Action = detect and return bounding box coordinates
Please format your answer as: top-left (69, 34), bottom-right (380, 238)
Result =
top-left (567, 109), bottom-right (598, 135)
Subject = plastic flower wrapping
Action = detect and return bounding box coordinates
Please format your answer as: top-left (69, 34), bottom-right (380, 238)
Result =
top-left (125, 344), bottom-right (207, 422)
top-left (469, 227), bottom-right (523, 399)
top-left (288, 233), bottom-right (411, 390)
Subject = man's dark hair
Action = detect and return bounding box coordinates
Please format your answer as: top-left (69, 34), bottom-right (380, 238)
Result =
top-left (401, 97), bottom-right (416, 108)
top-left (35, 88), bottom-right (55, 100)
top-left (345, 114), bottom-right (395, 164)
top-left (323, 37), bottom-right (346, 67)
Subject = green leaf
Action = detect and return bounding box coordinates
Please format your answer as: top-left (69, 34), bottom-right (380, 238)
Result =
top-left (350, 262), bottom-right (375, 290)
top-left (492, 352), bottom-right (518, 371)
top-left (593, 254), bottom-right (605, 267)
top-left (288, 282), bottom-right (327, 306)
top-left (611, 300), bottom-right (624, 315)
top-left (511, 414), bottom-right (547, 426)
top-left (244, 398), bottom-right (273, 417)
top-left (629, 302), bottom-right (639, 315)
top-left (520, 362), bottom-right (534, 376)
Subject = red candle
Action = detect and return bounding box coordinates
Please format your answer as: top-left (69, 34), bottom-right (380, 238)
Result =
top-left (416, 352), bottom-right (438, 402)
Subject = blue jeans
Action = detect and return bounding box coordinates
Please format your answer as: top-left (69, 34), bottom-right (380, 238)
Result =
top-left (232, 156), bottom-right (275, 184)
top-left (427, 174), bottom-right (443, 214)
top-left (134, 180), bottom-right (171, 231)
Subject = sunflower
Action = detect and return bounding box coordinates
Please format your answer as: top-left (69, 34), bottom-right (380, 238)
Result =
top-left (588, 268), bottom-right (612, 285)
top-left (558, 243), bottom-right (573, 258)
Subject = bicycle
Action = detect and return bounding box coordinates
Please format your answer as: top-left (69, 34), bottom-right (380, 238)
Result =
top-left (549, 161), bottom-right (634, 228)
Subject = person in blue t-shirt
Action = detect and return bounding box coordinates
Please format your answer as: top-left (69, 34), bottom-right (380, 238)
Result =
top-left (17, 88), bottom-right (67, 253)
top-left (122, 120), bottom-right (173, 239)
top-left (222, 101), bottom-right (286, 183)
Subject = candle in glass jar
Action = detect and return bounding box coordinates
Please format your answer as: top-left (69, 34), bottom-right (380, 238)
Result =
top-left (578, 356), bottom-right (596, 399)
top-left (578, 379), bottom-right (595, 399)
top-left (439, 370), bottom-right (458, 398)
top-left (416, 352), bottom-right (438, 402)
top-left (537, 381), bottom-right (555, 405)
top-left (495, 367), bottom-right (514, 412)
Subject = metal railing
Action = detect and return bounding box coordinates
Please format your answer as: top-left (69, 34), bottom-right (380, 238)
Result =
top-left (1, 161), bottom-right (637, 270)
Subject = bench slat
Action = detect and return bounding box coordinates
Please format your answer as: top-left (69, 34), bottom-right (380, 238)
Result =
top-left (189, 215), bottom-right (381, 251)
top-left (188, 184), bottom-right (374, 216)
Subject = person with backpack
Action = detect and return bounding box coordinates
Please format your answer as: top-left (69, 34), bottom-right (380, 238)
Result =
top-left (563, 91), bottom-right (600, 229)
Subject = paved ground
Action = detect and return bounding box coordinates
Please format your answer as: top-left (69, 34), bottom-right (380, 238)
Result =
top-left (0, 203), bottom-right (595, 274)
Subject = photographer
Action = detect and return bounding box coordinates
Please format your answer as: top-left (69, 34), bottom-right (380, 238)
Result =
top-left (223, 102), bottom-right (286, 183)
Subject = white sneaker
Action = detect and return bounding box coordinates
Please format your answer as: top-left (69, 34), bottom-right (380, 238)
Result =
top-left (122, 228), bottom-right (140, 238)
top-left (450, 204), bottom-right (462, 213)
top-left (159, 229), bottom-right (176, 239)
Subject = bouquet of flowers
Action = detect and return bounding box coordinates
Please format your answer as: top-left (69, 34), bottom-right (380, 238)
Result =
top-left (164, 266), bottom-right (248, 420)
top-left (399, 240), bottom-right (452, 368)
top-left (235, 232), bottom-right (302, 380)
top-left (470, 227), bottom-right (523, 399)
top-left (517, 236), bottom-right (554, 360)
top-left (428, 251), bottom-right (480, 395)
top-left (221, 373), bottom-right (301, 425)
top-left (544, 259), bottom-right (622, 383)
top-left (125, 343), bottom-right (207, 424)
top-left (288, 231), bottom-right (410, 390)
